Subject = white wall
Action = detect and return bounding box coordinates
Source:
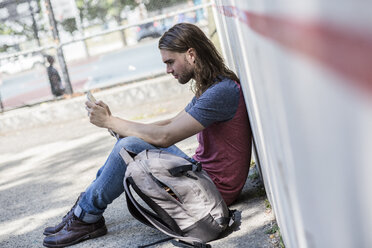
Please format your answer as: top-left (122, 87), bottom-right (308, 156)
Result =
top-left (213, 1), bottom-right (372, 247)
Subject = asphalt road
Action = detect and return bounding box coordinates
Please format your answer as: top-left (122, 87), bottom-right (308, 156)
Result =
top-left (0, 78), bottom-right (278, 248)
top-left (0, 39), bottom-right (165, 110)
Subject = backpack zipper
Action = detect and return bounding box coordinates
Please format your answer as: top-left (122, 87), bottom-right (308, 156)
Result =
top-left (139, 160), bottom-right (183, 204)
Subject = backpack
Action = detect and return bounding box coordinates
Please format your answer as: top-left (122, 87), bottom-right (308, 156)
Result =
top-left (120, 148), bottom-right (235, 247)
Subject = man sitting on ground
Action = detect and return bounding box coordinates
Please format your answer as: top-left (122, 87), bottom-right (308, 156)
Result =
top-left (43, 23), bottom-right (252, 247)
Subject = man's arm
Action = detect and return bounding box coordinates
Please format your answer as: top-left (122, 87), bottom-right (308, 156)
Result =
top-left (151, 109), bottom-right (185, 126)
top-left (86, 101), bottom-right (204, 147)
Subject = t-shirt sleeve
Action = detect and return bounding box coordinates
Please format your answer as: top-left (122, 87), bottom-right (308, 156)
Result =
top-left (185, 96), bottom-right (197, 112)
top-left (185, 79), bottom-right (240, 127)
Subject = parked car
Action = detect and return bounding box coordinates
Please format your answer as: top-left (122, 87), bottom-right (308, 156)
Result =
top-left (136, 21), bottom-right (164, 42)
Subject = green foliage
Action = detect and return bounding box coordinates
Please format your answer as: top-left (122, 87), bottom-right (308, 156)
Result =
top-left (145, 0), bottom-right (187, 12)
top-left (0, 0), bottom-right (46, 49)
top-left (265, 222), bottom-right (286, 248)
top-left (265, 198), bottom-right (271, 209)
top-left (0, 45), bottom-right (9, 53)
top-left (1, 20), bottom-right (34, 39)
top-left (0, 0), bottom-right (190, 51)
top-left (0, 25), bottom-right (14, 36)
top-left (250, 160), bottom-right (256, 168)
top-left (248, 171), bottom-right (259, 180)
top-left (265, 223), bottom-right (279, 234)
top-left (75, 0), bottom-right (188, 24)
top-left (61, 18), bottom-right (78, 34)
top-left (279, 235), bottom-right (285, 248)
top-left (76, 0), bottom-right (136, 25)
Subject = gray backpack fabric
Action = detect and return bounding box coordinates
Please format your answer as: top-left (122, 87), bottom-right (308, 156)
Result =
top-left (120, 148), bottom-right (235, 247)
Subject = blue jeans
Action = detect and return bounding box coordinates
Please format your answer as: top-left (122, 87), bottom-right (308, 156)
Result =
top-left (74, 136), bottom-right (193, 223)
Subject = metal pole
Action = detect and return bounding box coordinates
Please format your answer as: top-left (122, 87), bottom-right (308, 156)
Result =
top-left (71, 0), bottom-right (89, 57)
top-left (44, 0), bottom-right (73, 94)
top-left (0, 74), bottom-right (4, 113)
top-left (0, 91), bottom-right (4, 113)
top-left (28, 0), bottom-right (41, 47)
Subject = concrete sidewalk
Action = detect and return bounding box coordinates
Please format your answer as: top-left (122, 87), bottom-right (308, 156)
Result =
top-left (0, 76), bottom-right (277, 247)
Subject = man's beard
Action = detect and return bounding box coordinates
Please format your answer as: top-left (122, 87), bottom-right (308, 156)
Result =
top-left (177, 70), bottom-right (194, 84)
top-left (177, 56), bottom-right (194, 84)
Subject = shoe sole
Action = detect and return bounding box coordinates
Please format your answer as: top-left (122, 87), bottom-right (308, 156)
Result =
top-left (42, 226), bottom-right (107, 248)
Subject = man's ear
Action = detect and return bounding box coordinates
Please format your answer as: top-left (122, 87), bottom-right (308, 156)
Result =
top-left (187, 48), bottom-right (196, 64)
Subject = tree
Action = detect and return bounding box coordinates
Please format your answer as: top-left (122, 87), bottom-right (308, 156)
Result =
top-left (75, 0), bottom-right (136, 46)
top-left (0, 0), bottom-right (46, 52)
top-left (144, 0), bottom-right (186, 12)
top-left (61, 18), bottom-right (78, 35)
top-left (106, 0), bottom-right (136, 46)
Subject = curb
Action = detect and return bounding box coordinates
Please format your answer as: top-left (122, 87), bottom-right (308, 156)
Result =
top-left (0, 75), bottom-right (192, 133)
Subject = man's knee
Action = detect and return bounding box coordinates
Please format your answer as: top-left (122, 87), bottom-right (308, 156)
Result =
top-left (114, 136), bottom-right (148, 155)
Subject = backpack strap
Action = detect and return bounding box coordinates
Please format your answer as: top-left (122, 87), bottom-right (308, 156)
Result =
top-left (138, 237), bottom-right (174, 248)
top-left (168, 162), bottom-right (202, 177)
top-left (215, 209), bottom-right (236, 227)
top-left (173, 240), bottom-right (212, 248)
top-left (124, 176), bottom-right (206, 245)
top-left (120, 148), bottom-right (134, 164)
top-left (127, 177), bottom-right (183, 234)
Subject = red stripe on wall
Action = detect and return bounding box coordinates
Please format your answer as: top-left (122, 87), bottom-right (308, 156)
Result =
top-left (215, 5), bottom-right (372, 94)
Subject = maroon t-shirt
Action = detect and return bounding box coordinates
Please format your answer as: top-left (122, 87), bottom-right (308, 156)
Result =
top-left (185, 78), bottom-right (252, 205)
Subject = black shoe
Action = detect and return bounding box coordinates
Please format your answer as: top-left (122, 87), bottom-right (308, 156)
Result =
top-left (43, 192), bottom-right (84, 236)
top-left (43, 215), bottom-right (107, 248)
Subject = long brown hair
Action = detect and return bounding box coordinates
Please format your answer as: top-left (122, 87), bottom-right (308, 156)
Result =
top-left (158, 23), bottom-right (239, 97)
